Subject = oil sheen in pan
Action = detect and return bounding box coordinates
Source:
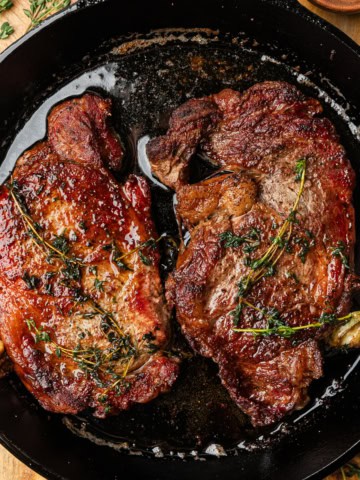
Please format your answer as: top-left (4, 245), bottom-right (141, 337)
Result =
top-left (1, 30), bottom-right (360, 458)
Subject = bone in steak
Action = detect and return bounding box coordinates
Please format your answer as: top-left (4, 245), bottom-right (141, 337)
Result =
top-left (147, 81), bottom-right (357, 426)
top-left (0, 94), bottom-right (179, 416)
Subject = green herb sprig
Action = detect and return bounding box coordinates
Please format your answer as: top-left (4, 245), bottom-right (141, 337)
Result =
top-left (233, 302), bottom-right (360, 338)
top-left (25, 317), bottom-right (137, 382)
top-left (112, 235), bottom-right (164, 267)
top-left (8, 178), bottom-right (173, 398)
top-left (24, 0), bottom-right (71, 31)
top-left (219, 228), bottom-right (261, 251)
top-left (227, 158), bottom-right (307, 323)
top-left (330, 241), bottom-right (350, 269)
top-left (8, 179), bottom-right (86, 268)
top-left (9, 179), bottom-right (170, 396)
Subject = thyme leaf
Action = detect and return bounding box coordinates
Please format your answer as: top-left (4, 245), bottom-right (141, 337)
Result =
top-left (294, 157), bottom-right (306, 182)
top-left (52, 234), bottom-right (69, 255)
top-left (110, 244), bottom-right (132, 271)
top-left (220, 228), bottom-right (261, 251)
top-left (230, 302), bottom-right (243, 327)
top-left (294, 236), bottom-right (314, 264)
top-left (26, 319), bottom-right (51, 343)
top-left (94, 278), bottom-right (104, 291)
top-left (22, 272), bottom-right (40, 290)
top-left (330, 241), bottom-right (350, 269)
top-left (0, 0), bottom-right (13, 13)
top-left (139, 250), bottom-right (152, 266)
top-left (0, 21), bottom-right (14, 39)
top-left (78, 220), bottom-right (87, 231)
top-left (61, 260), bottom-right (81, 282)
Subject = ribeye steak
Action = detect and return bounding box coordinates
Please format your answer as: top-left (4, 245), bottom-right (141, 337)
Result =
top-left (0, 94), bottom-right (179, 416)
top-left (147, 81), bottom-right (358, 426)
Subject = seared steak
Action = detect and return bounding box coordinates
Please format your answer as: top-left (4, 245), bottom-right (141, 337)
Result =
top-left (148, 81), bottom-right (358, 426)
top-left (0, 94), bottom-right (178, 416)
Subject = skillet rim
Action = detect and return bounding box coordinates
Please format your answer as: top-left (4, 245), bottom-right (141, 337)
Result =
top-left (0, 1), bottom-right (359, 479)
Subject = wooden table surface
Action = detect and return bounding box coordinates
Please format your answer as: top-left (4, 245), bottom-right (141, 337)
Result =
top-left (0, 1), bottom-right (359, 479)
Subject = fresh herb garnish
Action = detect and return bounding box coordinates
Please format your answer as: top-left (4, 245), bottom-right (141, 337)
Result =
top-left (25, 317), bottom-right (136, 384)
top-left (0, 21), bottom-right (13, 39)
top-left (26, 319), bottom-right (51, 343)
top-left (139, 250), bottom-right (152, 266)
top-left (89, 266), bottom-right (97, 275)
top-left (52, 234), bottom-right (69, 255)
top-left (220, 228), bottom-right (261, 251)
top-left (61, 259), bottom-right (81, 282)
top-left (233, 304), bottom-right (360, 338)
top-left (110, 243), bottom-right (132, 271)
top-left (143, 332), bottom-right (156, 342)
top-left (9, 179), bottom-right (167, 392)
top-left (0, 0), bottom-right (12, 12)
top-left (230, 302), bottom-right (243, 327)
top-left (330, 241), bottom-right (350, 269)
top-left (78, 220), bottom-right (87, 231)
top-left (22, 272), bottom-right (40, 290)
top-left (264, 264), bottom-right (276, 277)
top-left (24, 0), bottom-right (71, 31)
top-left (227, 158), bottom-right (309, 329)
top-left (8, 179), bottom-right (86, 268)
top-left (294, 236), bottom-right (314, 264)
top-left (94, 278), bottom-right (104, 291)
top-left (294, 158), bottom-right (306, 182)
top-left (237, 157), bottom-right (307, 295)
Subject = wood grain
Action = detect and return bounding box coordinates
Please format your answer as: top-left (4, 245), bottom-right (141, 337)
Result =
top-left (299, 0), bottom-right (360, 41)
top-left (0, 1), bottom-right (359, 479)
top-left (308, 0), bottom-right (360, 15)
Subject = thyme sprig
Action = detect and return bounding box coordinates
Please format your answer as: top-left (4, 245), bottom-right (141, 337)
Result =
top-left (116, 236), bottom-right (164, 266)
top-left (9, 178), bottom-right (163, 274)
top-left (8, 179), bottom-right (86, 267)
top-left (228, 158), bottom-right (307, 323)
top-left (233, 304), bottom-right (360, 338)
top-left (26, 317), bottom-right (138, 378)
top-left (24, 0), bottom-right (71, 31)
top-left (244, 157), bottom-right (306, 281)
top-left (9, 179), bottom-right (133, 356)
top-left (9, 179), bottom-right (167, 388)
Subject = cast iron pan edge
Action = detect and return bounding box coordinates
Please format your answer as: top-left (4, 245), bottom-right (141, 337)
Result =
top-left (0, 1), bottom-right (359, 479)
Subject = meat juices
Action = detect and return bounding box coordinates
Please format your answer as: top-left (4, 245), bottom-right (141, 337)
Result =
top-left (0, 94), bottom-right (179, 416)
top-left (148, 81), bottom-right (358, 426)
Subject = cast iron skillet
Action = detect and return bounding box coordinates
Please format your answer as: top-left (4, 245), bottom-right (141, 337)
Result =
top-left (0, 0), bottom-right (360, 479)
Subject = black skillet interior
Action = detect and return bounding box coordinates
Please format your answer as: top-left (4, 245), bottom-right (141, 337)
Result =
top-left (0, 0), bottom-right (360, 479)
